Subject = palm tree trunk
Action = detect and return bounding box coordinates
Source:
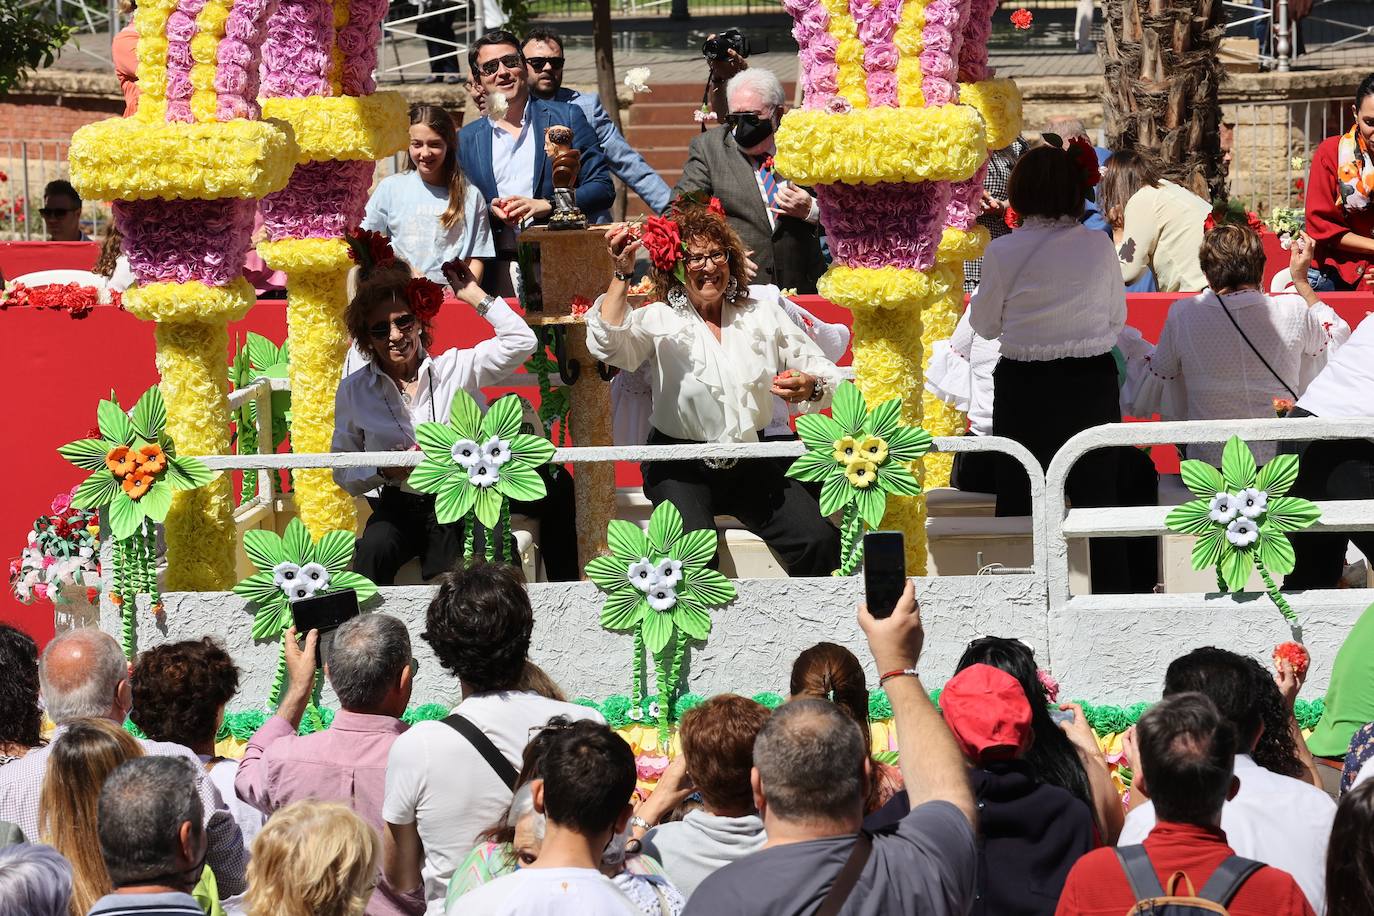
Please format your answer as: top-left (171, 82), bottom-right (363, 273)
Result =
top-left (1101, 0), bottom-right (1227, 201)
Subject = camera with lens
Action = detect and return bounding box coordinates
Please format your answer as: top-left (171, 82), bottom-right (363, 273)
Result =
top-left (702, 28), bottom-right (751, 62)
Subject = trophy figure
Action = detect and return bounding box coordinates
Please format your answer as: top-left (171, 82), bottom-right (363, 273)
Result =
top-left (545, 125), bottom-right (586, 230)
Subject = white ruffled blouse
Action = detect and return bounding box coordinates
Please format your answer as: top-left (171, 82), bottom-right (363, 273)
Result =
top-left (585, 284), bottom-right (843, 443)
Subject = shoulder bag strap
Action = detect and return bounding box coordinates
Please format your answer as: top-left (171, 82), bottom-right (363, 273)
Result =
top-left (441, 713), bottom-right (518, 790)
top-left (1212, 290), bottom-right (1300, 398)
top-left (1196, 855), bottom-right (1266, 906)
top-left (814, 831), bottom-right (874, 916)
top-left (1114, 845), bottom-right (1168, 901)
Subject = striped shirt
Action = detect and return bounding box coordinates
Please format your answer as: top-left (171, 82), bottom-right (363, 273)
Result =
top-left (0, 727), bottom-right (248, 896)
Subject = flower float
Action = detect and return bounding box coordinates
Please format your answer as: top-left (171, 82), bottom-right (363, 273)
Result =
top-left (233, 517), bottom-right (377, 704)
top-left (1165, 436), bottom-right (1320, 623)
top-left (9, 488), bottom-right (103, 608)
top-left (69, 0), bottom-right (300, 593)
top-left (58, 387), bottom-right (213, 657)
top-left (255, 0), bottom-right (408, 540)
top-left (407, 390), bottom-right (556, 561)
top-left (776, 0), bottom-right (1021, 559)
top-left (585, 500), bottom-right (736, 745)
top-left (787, 381), bottom-right (931, 574)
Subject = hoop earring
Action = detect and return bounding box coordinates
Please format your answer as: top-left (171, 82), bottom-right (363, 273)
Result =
top-left (724, 276), bottom-right (740, 302)
top-left (667, 286), bottom-right (690, 312)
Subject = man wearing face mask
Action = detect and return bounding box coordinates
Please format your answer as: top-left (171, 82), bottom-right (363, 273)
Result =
top-left (675, 68), bottom-right (826, 294)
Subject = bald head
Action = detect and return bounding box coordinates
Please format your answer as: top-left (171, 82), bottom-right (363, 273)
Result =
top-left (40, 629), bottom-right (128, 724)
top-left (753, 698), bottom-right (865, 825)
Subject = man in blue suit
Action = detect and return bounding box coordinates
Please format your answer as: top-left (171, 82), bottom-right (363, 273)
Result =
top-left (522, 26), bottom-right (671, 219)
top-left (459, 30), bottom-right (616, 292)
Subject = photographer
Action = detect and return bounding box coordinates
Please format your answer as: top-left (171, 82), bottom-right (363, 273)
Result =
top-left (676, 67), bottom-right (826, 294)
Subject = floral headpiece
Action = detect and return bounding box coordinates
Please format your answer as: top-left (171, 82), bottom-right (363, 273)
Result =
top-left (344, 228), bottom-right (399, 273)
top-left (407, 276), bottom-right (444, 323)
top-left (640, 215), bottom-right (685, 282)
top-left (1203, 199), bottom-right (1265, 234)
top-left (1066, 137), bottom-right (1101, 193)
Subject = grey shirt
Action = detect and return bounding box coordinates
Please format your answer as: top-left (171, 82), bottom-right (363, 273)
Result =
top-left (641, 810), bottom-right (767, 899)
top-left (684, 801), bottom-right (975, 916)
top-left (87, 891), bottom-right (204, 915)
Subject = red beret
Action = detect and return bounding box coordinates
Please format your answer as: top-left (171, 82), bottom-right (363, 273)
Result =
top-left (939, 663), bottom-right (1034, 764)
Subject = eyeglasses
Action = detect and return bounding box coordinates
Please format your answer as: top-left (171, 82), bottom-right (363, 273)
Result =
top-left (478, 53), bottom-right (523, 76)
top-left (526, 56), bottom-right (564, 72)
top-left (684, 250), bottom-right (729, 270)
top-left (366, 314), bottom-right (418, 340)
top-left (39, 207), bottom-right (76, 218)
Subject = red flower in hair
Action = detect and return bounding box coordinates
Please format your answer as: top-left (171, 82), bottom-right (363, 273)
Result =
top-left (708, 197), bottom-right (726, 218)
top-left (1203, 212), bottom-right (1218, 231)
top-left (1004, 206), bottom-right (1021, 230)
top-left (641, 216), bottom-right (683, 274)
top-left (1010, 8), bottom-right (1032, 29)
top-left (1066, 137), bottom-right (1101, 187)
top-left (406, 277), bottom-right (444, 323)
top-left (345, 228), bottom-right (398, 270)
top-left (1245, 211), bottom-right (1265, 234)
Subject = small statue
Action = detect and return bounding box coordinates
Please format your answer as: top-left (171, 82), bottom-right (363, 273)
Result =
top-left (545, 125), bottom-right (586, 230)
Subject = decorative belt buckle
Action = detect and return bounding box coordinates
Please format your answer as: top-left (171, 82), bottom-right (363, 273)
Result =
top-left (702, 455), bottom-right (739, 471)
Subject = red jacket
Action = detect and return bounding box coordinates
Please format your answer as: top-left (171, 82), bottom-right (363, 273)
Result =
top-left (1305, 134), bottom-right (1374, 287)
top-left (1053, 821), bottom-right (1314, 916)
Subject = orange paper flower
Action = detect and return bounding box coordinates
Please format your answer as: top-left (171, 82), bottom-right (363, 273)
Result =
top-left (137, 443), bottom-right (167, 474)
top-left (122, 469), bottom-right (153, 500)
top-left (105, 445), bottom-right (137, 477)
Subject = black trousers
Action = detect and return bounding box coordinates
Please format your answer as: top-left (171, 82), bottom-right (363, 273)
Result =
top-left (1284, 411), bottom-right (1374, 589)
top-left (354, 465), bottom-right (579, 584)
top-left (416, 8), bottom-right (460, 73)
top-left (642, 429), bottom-right (840, 577)
top-left (992, 353), bottom-right (1142, 593)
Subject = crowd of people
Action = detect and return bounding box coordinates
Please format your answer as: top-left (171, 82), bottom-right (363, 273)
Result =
top-left (3, 564), bottom-right (1374, 915)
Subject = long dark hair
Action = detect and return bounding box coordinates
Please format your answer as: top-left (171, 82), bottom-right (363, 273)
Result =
top-left (408, 104), bottom-right (467, 231)
top-left (1327, 779), bottom-right (1374, 914)
top-left (0, 624), bottom-right (43, 751)
top-left (1245, 656), bottom-right (1308, 781)
top-left (955, 637), bottom-right (1096, 819)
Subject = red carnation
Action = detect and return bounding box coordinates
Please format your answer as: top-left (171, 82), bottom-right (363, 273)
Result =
top-left (1010, 8), bottom-right (1033, 29)
top-left (1203, 212), bottom-right (1218, 231)
top-left (641, 215), bottom-right (683, 274)
top-left (1273, 641), bottom-right (1310, 679)
top-left (708, 197), bottom-right (726, 218)
top-left (1004, 206), bottom-right (1021, 230)
top-left (406, 277), bottom-right (444, 323)
top-left (1067, 136), bottom-right (1101, 187)
top-left (1294, 177), bottom-right (1305, 192)
top-left (570, 295), bottom-right (593, 317)
top-left (1245, 211), bottom-right (1266, 234)
top-left (344, 228), bottom-right (397, 269)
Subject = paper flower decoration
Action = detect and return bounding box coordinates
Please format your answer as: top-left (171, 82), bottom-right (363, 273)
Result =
top-left (1165, 436), bottom-right (1320, 621)
top-left (623, 67), bottom-right (651, 94)
top-left (408, 390), bottom-right (556, 561)
top-left (233, 517), bottom-right (377, 704)
top-left (59, 387), bottom-right (214, 657)
top-left (1011, 8), bottom-right (1033, 29)
top-left (586, 500), bottom-right (736, 744)
top-left (787, 381), bottom-right (932, 574)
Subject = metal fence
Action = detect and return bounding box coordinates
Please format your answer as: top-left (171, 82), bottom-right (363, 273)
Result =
top-left (1224, 95), bottom-right (1349, 215)
top-left (0, 138), bottom-right (113, 241)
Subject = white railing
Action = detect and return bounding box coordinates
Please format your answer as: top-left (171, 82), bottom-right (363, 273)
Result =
top-left (379, 0), bottom-right (476, 81)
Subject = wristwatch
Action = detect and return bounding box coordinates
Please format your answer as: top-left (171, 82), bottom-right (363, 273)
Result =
top-left (628, 814), bottom-right (652, 832)
top-left (613, 269), bottom-right (633, 283)
top-left (475, 295), bottom-right (497, 317)
top-left (807, 374), bottom-right (826, 402)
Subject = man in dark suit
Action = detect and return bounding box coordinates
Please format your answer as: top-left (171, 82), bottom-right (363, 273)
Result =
top-left (674, 68), bottom-right (825, 294)
top-left (458, 29), bottom-right (615, 294)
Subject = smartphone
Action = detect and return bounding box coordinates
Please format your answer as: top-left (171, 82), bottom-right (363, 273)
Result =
top-left (863, 531), bottom-right (907, 620)
top-left (1048, 708), bottom-right (1076, 726)
top-left (291, 589), bottom-right (360, 667)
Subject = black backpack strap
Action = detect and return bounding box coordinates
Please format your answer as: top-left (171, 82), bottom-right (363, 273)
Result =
top-left (814, 831), bottom-right (873, 916)
top-left (1196, 856), bottom-right (1265, 906)
top-left (442, 714), bottom-right (518, 790)
top-left (1114, 845), bottom-right (1167, 901)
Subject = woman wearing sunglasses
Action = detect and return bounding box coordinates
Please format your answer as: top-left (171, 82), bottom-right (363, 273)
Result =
top-left (586, 204), bottom-right (843, 577)
top-left (361, 104), bottom-right (493, 286)
top-left (332, 246), bottom-right (537, 585)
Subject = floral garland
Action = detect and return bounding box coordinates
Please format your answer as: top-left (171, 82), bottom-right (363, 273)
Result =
top-left (0, 282), bottom-right (119, 318)
top-left (9, 487), bottom-right (102, 607)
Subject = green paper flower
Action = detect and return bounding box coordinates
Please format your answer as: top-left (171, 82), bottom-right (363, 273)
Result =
top-left (408, 390), bottom-right (556, 529)
top-left (1165, 436), bottom-right (1320, 619)
top-left (586, 501), bottom-right (735, 653)
top-left (786, 381), bottom-right (932, 573)
top-left (233, 517), bottom-right (378, 640)
top-left (58, 387), bottom-right (213, 541)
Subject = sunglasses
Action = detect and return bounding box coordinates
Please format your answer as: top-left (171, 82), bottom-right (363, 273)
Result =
top-left (724, 112), bottom-right (771, 128)
top-left (367, 314), bottom-right (418, 340)
top-left (526, 56), bottom-right (565, 72)
top-left (478, 53), bottom-right (523, 76)
top-left (39, 207), bottom-right (77, 218)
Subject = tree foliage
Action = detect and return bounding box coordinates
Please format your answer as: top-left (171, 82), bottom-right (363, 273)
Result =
top-left (0, 0), bottom-right (72, 95)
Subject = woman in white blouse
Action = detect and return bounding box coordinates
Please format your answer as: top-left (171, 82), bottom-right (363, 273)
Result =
top-left (1133, 226), bottom-right (1350, 466)
top-left (331, 255), bottom-right (552, 583)
top-left (586, 206), bottom-right (844, 576)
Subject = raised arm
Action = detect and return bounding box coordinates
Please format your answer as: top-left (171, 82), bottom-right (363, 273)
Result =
top-left (859, 581), bottom-right (976, 827)
top-left (584, 225), bottom-right (655, 372)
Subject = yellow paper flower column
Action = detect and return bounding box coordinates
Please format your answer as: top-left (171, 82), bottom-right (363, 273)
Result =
top-left (69, 0), bottom-right (297, 590)
top-left (256, 0), bottom-right (407, 537)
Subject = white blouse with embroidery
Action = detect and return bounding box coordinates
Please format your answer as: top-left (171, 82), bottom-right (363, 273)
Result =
top-left (585, 284), bottom-right (843, 443)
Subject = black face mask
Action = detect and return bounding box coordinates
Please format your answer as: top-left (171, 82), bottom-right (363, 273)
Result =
top-left (730, 112), bottom-right (775, 149)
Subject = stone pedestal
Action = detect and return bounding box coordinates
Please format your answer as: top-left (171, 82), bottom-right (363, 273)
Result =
top-left (519, 227), bottom-right (616, 572)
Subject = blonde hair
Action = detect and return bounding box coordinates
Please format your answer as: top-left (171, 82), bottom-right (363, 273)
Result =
top-left (245, 801), bottom-right (380, 916)
top-left (39, 718), bottom-right (144, 916)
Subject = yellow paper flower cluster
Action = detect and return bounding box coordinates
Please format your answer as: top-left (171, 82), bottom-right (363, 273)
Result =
top-left (936, 226), bottom-right (990, 265)
top-left (189, 0), bottom-right (232, 122)
top-left (69, 118), bottom-right (297, 202)
top-left (133, 0), bottom-right (177, 121)
top-left (261, 93), bottom-right (409, 164)
top-left (958, 78), bottom-right (1024, 152)
top-left (919, 289), bottom-right (967, 487)
top-left (819, 263), bottom-right (962, 315)
top-left (329, 0), bottom-right (351, 95)
top-left (776, 106), bottom-right (987, 187)
top-left (154, 321), bottom-right (237, 590)
top-left (895, 0), bottom-right (928, 108)
top-left (123, 277), bottom-right (256, 324)
top-left (259, 237), bottom-right (354, 274)
top-left (820, 0), bottom-right (864, 108)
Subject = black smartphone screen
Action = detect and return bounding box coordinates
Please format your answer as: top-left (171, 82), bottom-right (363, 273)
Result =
top-left (863, 531), bottom-right (907, 620)
top-left (291, 589), bottom-right (361, 666)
